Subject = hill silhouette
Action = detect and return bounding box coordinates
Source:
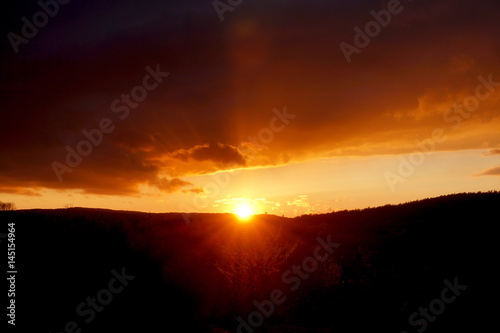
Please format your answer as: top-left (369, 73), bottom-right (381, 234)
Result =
top-left (1, 191), bottom-right (497, 332)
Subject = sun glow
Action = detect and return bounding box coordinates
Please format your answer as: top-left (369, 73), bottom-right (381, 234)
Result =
top-left (235, 204), bottom-right (254, 220)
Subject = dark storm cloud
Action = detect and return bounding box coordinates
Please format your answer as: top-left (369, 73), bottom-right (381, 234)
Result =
top-left (1, 0), bottom-right (500, 196)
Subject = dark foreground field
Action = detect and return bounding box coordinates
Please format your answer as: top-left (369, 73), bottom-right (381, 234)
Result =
top-left (1, 192), bottom-right (497, 332)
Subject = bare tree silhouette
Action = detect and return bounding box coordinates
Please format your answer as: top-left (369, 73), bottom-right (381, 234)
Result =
top-left (215, 228), bottom-right (297, 310)
top-left (0, 201), bottom-right (16, 211)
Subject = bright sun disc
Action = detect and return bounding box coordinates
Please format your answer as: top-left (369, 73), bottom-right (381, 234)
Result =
top-left (235, 204), bottom-right (253, 220)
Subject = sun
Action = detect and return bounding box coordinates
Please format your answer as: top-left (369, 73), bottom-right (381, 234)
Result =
top-left (235, 204), bottom-right (254, 221)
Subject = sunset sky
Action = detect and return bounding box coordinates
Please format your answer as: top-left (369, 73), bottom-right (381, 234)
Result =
top-left (1, 0), bottom-right (499, 216)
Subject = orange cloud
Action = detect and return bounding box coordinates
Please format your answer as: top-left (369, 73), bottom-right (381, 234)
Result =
top-left (172, 143), bottom-right (246, 167)
top-left (476, 166), bottom-right (500, 177)
top-left (485, 149), bottom-right (500, 156)
top-left (150, 177), bottom-right (202, 194)
top-left (0, 187), bottom-right (42, 197)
